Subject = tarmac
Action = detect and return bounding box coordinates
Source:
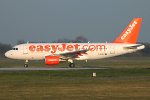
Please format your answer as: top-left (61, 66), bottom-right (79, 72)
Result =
top-left (0, 67), bottom-right (109, 71)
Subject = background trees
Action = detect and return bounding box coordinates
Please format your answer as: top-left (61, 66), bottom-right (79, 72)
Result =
top-left (51, 36), bottom-right (88, 43)
top-left (0, 42), bottom-right (12, 58)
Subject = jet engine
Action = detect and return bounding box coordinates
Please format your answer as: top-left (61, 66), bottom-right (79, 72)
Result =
top-left (45, 56), bottom-right (66, 65)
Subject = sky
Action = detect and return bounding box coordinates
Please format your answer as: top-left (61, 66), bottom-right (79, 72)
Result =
top-left (0, 0), bottom-right (150, 46)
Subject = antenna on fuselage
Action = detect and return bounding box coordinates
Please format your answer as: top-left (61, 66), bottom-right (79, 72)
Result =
top-left (88, 41), bottom-right (90, 43)
top-left (27, 41), bottom-right (29, 44)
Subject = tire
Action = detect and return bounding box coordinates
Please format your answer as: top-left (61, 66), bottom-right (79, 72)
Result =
top-left (69, 63), bottom-right (75, 68)
top-left (24, 64), bottom-right (28, 68)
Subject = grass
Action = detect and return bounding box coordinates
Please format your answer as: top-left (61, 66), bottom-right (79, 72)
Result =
top-left (0, 57), bottom-right (150, 99)
top-left (0, 69), bottom-right (150, 81)
top-left (0, 68), bottom-right (150, 100)
top-left (1, 79), bottom-right (150, 100)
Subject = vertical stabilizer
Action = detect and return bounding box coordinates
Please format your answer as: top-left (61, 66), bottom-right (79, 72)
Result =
top-left (111, 18), bottom-right (142, 44)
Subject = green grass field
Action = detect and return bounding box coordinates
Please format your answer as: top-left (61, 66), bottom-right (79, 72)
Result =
top-left (0, 57), bottom-right (150, 100)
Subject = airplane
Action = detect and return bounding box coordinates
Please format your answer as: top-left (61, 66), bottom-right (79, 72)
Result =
top-left (5, 18), bottom-right (145, 68)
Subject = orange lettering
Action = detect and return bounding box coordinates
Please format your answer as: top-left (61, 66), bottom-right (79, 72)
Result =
top-left (51, 45), bottom-right (59, 53)
top-left (58, 44), bottom-right (66, 52)
top-left (89, 45), bottom-right (95, 52)
top-left (82, 45), bottom-right (88, 50)
top-left (45, 45), bottom-right (50, 52)
top-left (29, 45), bottom-right (36, 52)
top-left (67, 45), bottom-right (73, 51)
top-left (37, 45), bottom-right (43, 52)
top-left (74, 44), bottom-right (80, 51)
top-left (96, 45), bottom-right (105, 51)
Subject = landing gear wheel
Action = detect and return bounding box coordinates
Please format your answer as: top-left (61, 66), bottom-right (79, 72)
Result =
top-left (69, 63), bottom-right (75, 68)
top-left (24, 64), bottom-right (28, 68)
top-left (24, 60), bottom-right (28, 68)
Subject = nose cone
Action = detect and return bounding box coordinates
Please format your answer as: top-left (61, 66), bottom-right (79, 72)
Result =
top-left (5, 51), bottom-right (11, 58)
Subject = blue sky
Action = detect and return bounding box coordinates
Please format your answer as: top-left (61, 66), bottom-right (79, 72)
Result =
top-left (0, 0), bottom-right (150, 45)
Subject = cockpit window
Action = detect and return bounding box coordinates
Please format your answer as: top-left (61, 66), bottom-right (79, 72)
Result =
top-left (11, 48), bottom-right (18, 50)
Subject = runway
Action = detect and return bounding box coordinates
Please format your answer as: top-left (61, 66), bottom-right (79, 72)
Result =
top-left (0, 67), bottom-right (109, 71)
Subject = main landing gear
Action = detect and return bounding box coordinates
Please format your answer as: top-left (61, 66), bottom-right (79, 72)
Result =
top-left (68, 59), bottom-right (75, 68)
top-left (24, 60), bottom-right (28, 68)
top-left (69, 63), bottom-right (75, 68)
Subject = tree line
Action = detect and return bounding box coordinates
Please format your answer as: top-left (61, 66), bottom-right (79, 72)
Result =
top-left (0, 36), bottom-right (150, 58)
top-left (0, 42), bottom-right (12, 58)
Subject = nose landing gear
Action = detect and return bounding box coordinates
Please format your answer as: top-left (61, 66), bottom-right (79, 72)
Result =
top-left (24, 60), bottom-right (28, 68)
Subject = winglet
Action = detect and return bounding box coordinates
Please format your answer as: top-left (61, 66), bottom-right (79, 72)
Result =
top-left (111, 18), bottom-right (142, 44)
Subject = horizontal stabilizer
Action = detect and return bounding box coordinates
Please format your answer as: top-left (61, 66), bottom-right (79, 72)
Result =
top-left (123, 44), bottom-right (144, 50)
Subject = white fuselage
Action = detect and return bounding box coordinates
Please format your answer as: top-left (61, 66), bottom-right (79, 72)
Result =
top-left (5, 43), bottom-right (145, 61)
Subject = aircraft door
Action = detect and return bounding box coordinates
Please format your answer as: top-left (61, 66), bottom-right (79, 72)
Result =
top-left (110, 45), bottom-right (115, 54)
top-left (23, 45), bottom-right (28, 54)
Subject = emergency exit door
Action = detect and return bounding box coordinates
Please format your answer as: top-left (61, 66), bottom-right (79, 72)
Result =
top-left (110, 45), bottom-right (115, 54)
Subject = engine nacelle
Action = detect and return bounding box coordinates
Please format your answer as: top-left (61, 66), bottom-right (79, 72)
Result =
top-left (45, 56), bottom-right (60, 65)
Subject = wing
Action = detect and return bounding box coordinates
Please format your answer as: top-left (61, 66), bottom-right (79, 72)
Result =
top-left (51, 49), bottom-right (88, 60)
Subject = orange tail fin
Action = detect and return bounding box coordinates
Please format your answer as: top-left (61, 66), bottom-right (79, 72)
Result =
top-left (111, 18), bottom-right (142, 44)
